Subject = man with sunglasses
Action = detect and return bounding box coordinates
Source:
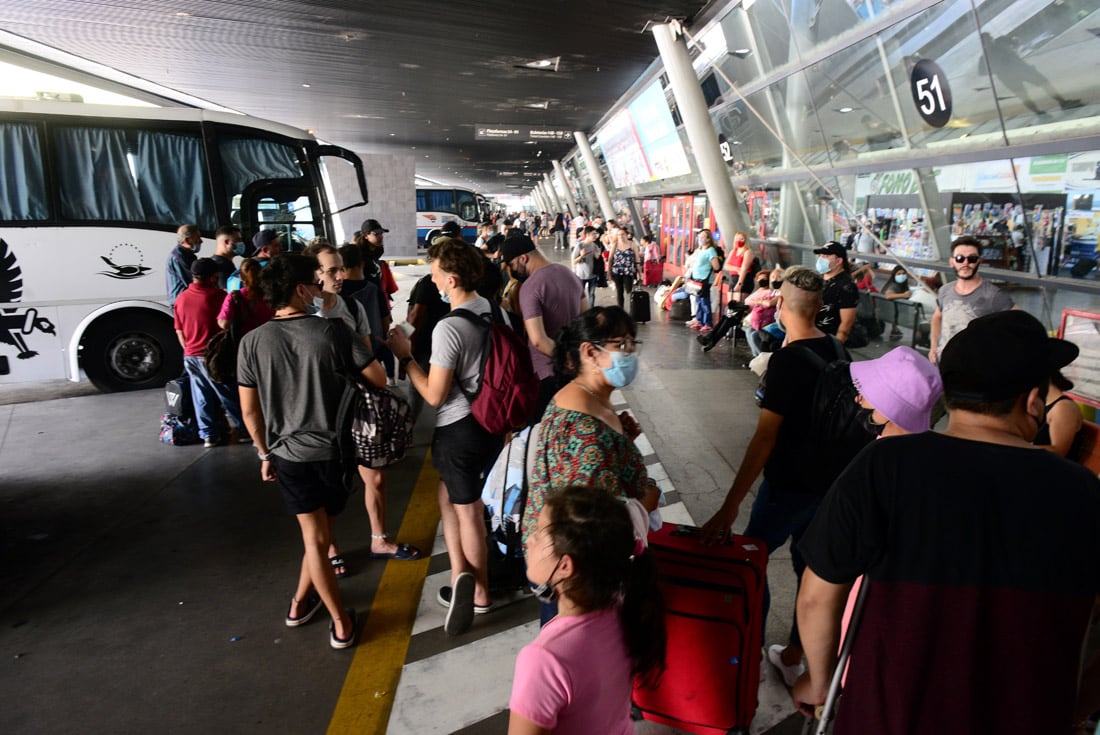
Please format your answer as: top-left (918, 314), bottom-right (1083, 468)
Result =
top-left (929, 236), bottom-right (1014, 364)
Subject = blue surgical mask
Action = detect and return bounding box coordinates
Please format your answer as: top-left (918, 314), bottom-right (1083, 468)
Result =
top-left (438, 289), bottom-right (451, 304)
top-left (815, 257), bottom-right (830, 274)
top-left (233, 241), bottom-right (246, 256)
top-left (894, 274), bottom-right (908, 284)
top-left (598, 348), bottom-right (639, 388)
top-left (193, 242), bottom-right (202, 255)
top-left (312, 295), bottom-right (327, 314)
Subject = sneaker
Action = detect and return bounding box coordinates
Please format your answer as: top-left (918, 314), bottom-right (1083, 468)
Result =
top-left (767, 644), bottom-right (806, 688)
top-left (685, 319), bottom-right (699, 327)
top-left (203, 437), bottom-right (223, 448)
top-left (437, 584), bottom-right (493, 614)
top-left (330, 608), bottom-right (357, 650)
top-left (689, 322), bottom-right (704, 330)
top-left (285, 591), bottom-right (323, 627)
top-left (444, 572), bottom-right (475, 635)
top-left (889, 330), bottom-right (903, 341)
top-left (699, 326), bottom-right (713, 334)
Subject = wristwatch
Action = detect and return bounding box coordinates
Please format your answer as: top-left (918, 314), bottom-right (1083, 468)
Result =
top-left (399, 355), bottom-right (414, 370)
top-left (258, 451), bottom-right (273, 461)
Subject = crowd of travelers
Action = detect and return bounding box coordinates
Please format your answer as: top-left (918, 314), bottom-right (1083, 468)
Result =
top-left (166, 216), bottom-right (1100, 734)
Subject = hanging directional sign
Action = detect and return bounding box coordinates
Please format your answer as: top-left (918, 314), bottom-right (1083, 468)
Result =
top-left (909, 59), bottom-right (952, 128)
top-left (476, 125), bottom-right (572, 141)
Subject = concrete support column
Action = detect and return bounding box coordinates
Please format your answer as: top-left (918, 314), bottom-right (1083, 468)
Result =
top-left (532, 187), bottom-right (547, 217)
top-left (651, 21), bottom-right (751, 248)
top-left (573, 131), bottom-right (616, 222)
top-left (552, 160), bottom-right (575, 215)
top-left (543, 173), bottom-right (565, 216)
top-left (537, 181), bottom-right (553, 215)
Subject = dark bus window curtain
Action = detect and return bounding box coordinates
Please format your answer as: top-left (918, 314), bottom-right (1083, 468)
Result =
top-left (0, 123), bottom-right (49, 220)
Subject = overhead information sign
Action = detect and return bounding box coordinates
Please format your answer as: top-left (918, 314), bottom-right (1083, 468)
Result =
top-left (476, 125), bottom-right (572, 141)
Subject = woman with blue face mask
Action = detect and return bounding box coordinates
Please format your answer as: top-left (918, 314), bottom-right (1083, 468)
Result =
top-left (882, 265), bottom-right (913, 341)
top-left (522, 306), bottom-right (662, 625)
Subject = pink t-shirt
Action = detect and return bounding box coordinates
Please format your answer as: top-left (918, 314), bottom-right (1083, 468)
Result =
top-left (509, 607), bottom-right (634, 734)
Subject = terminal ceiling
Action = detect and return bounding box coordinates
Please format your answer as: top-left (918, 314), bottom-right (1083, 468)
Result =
top-left (2, 0), bottom-right (712, 196)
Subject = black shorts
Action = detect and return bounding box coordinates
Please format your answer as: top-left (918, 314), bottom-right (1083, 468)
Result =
top-left (272, 455), bottom-right (348, 516)
top-left (431, 414), bottom-right (504, 505)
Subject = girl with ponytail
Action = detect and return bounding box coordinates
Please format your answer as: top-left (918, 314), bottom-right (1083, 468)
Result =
top-left (508, 485), bottom-right (666, 735)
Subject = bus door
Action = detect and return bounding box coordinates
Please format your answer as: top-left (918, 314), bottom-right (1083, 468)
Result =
top-left (313, 145), bottom-right (369, 240)
top-left (240, 180), bottom-right (323, 252)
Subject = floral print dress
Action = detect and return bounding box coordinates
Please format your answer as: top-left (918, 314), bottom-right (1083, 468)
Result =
top-left (521, 402), bottom-right (649, 545)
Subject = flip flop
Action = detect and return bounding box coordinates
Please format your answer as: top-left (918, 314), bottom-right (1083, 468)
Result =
top-left (329, 555), bottom-right (349, 579)
top-left (370, 543), bottom-right (423, 561)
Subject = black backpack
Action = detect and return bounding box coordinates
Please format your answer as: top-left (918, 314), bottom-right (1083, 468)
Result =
top-left (795, 338), bottom-right (875, 494)
top-left (755, 337), bottom-right (874, 495)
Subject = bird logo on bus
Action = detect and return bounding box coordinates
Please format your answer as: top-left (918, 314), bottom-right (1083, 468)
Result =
top-left (0, 238), bottom-right (57, 361)
top-left (98, 243), bottom-right (151, 280)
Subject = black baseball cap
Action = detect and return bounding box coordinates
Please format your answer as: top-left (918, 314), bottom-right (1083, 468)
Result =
top-left (939, 310), bottom-right (1078, 402)
top-left (361, 218), bottom-right (389, 234)
top-left (191, 258), bottom-right (219, 278)
top-left (500, 234), bottom-right (536, 263)
top-left (812, 241), bottom-right (847, 258)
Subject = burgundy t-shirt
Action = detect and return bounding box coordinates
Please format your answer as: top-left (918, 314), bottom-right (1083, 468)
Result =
top-left (173, 282), bottom-right (227, 356)
top-left (800, 432), bottom-right (1100, 734)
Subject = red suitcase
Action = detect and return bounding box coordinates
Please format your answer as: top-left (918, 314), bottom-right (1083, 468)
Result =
top-left (633, 524), bottom-right (767, 735)
top-left (644, 259), bottom-right (663, 286)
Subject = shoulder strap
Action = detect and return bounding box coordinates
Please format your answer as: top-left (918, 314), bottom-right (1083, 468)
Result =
top-left (439, 306), bottom-right (493, 400)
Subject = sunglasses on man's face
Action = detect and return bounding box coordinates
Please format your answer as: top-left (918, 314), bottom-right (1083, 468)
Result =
top-left (953, 254), bottom-right (980, 264)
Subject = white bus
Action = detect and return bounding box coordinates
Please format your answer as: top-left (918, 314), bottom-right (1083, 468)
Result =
top-left (415, 186), bottom-right (489, 245)
top-left (0, 100), bottom-right (368, 391)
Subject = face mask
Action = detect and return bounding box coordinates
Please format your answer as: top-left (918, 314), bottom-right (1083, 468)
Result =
top-left (770, 281), bottom-right (782, 289)
top-left (531, 557), bottom-right (563, 603)
top-left (857, 406), bottom-right (887, 437)
top-left (192, 241), bottom-right (202, 254)
top-left (894, 274), bottom-right (908, 284)
top-left (438, 289), bottom-right (451, 304)
top-left (815, 257), bottom-right (831, 274)
top-left (302, 295), bottom-right (326, 315)
top-left (599, 348), bottom-right (639, 388)
top-left (233, 241), bottom-right (246, 256)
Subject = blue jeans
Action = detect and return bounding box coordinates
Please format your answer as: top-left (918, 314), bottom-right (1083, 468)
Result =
top-left (746, 326), bottom-right (765, 356)
top-left (694, 281), bottom-right (713, 327)
top-left (183, 356), bottom-right (244, 440)
top-left (743, 479), bottom-right (822, 649)
top-left (581, 277), bottom-right (597, 306)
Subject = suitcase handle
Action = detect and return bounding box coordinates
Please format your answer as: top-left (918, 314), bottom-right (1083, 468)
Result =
top-left (669, 523), bottom-right (736, 547)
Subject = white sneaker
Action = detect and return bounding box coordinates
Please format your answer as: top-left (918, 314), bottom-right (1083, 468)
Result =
top-left (767, 644), bottom-right (806, 688)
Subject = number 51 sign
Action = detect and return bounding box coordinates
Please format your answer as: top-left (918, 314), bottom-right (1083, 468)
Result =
top-left (910, 59), bottom-right (953, 128)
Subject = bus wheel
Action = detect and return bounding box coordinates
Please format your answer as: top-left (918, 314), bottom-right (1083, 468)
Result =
top-left (81, 311), bottom-right (183, 393)
top-left (425, 228), bottom-right (442, 246)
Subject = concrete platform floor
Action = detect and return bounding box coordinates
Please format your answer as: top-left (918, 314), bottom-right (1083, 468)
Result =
top-left (4, 240), bottom-right (1094, 733)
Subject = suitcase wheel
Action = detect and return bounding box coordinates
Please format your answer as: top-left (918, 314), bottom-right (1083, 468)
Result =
top-left (630, 705), bottom-right (643, 721)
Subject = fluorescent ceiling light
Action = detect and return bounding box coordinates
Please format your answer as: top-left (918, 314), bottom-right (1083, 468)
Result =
top-left (837, 107), bottom-right (854, 113)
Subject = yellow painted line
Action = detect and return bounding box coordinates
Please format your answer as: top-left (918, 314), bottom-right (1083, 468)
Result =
top-left (327, 452), bottom-right (441, 735)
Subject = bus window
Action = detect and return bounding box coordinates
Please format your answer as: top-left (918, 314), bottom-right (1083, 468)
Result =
top-left (255, 192), bottom-right (316, 251)
top-left (219, 136), bottom-right (302, 216)
top-left (0, 122), bottom-right (48, 221)
top-left (455, 189), bottom-right (478, 222)
top-left (416, 188), bottom-right (456, 214)
top-left (51, 125), bottom-right (216, 230)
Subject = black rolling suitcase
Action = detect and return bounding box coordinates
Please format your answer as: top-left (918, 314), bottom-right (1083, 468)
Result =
top-left (630, 289), bottom-right (651, 323)
top-left (670, 297), bottom-right (692, 322)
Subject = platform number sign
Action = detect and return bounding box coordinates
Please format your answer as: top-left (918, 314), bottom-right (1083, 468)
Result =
top-left (910, 59), bottom-right (952, 128)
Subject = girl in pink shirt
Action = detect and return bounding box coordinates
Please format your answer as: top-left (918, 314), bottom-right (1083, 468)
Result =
top-left (508, 487), bottom-right (666, 735)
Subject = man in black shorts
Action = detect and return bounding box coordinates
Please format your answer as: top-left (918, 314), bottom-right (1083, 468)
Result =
top-left (237, 254), bottom-right (385, 650)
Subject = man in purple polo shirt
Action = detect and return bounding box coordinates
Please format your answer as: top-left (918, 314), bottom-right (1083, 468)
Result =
top-left (500, 234), bottom-right (588, 425)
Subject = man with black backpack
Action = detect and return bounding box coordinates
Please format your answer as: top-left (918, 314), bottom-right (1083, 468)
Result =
top-left (701, 265), bottom-right (873, 689)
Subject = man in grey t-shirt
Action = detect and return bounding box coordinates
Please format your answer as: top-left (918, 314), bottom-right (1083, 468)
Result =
top-left (238, 254), bottom-right (383, 650)
top-left (929, 237), bottom-right (1014, 363)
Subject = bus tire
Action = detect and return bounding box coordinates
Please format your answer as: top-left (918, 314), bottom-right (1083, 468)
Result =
top-left (425, 228), bottom-right (442, 246)
top-left (80, 311), bottom-right (183, 393)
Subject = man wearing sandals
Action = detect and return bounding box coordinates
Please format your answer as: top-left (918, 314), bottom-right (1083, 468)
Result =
top-left (238, 254), bottom-right (387, 650)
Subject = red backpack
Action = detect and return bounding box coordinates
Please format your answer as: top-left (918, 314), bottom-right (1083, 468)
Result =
top-left (442, 303), bottom-right (539, 434)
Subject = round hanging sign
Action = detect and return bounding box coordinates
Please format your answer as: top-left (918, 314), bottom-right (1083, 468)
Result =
top-left (910, 59), bottom-right (952, 128)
